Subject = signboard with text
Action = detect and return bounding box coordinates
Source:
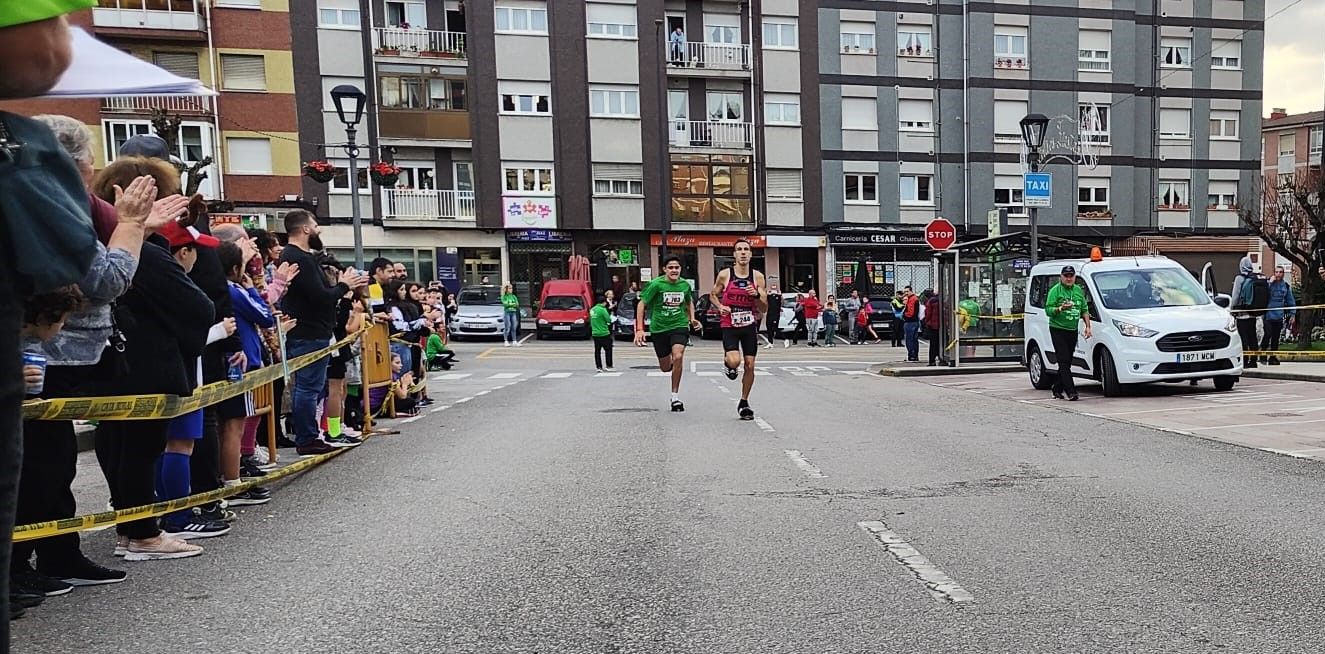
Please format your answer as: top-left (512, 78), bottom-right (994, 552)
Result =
top-left (924, 218), bottom-right (957, 251)
top-left (1024, 172), bottom-right (1052, 208)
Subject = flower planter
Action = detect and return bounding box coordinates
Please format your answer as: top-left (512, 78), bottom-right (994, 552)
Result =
top-left (376, 48), bottom-right (400, 56)
top-left (371, 172), bottom-right (399, 187)
top-left (303, 161), bottom-right (337, 184)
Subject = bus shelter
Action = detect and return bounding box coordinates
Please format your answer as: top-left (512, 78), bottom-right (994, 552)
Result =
top-left (933, 232), bottom-right (1095, 366)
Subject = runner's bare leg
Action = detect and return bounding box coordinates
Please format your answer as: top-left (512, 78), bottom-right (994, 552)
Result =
top-left (671, 344), bottom-right (685, 393)
top-left (741, 354), bottom-right (756, 400)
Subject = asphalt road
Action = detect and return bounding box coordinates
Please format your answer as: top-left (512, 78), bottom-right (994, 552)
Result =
top-left (13, 339), bottom-right (1325, 652)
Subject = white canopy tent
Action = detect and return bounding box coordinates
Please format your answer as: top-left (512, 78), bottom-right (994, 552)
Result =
top-left (43, 27), bottom-right (215, 99)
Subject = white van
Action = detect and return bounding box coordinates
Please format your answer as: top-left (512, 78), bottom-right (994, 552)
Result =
top-left (1023, 254), bottom-right (1243, 396)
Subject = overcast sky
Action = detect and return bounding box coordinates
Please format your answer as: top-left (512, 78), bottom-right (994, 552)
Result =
top-left (1263, 0), bottom-right (1325, 115)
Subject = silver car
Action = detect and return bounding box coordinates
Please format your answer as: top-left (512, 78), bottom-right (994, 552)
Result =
top-left (448, 286), bottom-right (505, 340)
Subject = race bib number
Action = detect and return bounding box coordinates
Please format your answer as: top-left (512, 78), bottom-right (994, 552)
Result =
top-left (662, 292), bottom-right (684, 307)
top-left (730, 310), bottom-right (755, 327)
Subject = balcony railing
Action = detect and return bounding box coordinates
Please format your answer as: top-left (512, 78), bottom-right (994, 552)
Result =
top-left (373, 27), bottom-right (466, 59)
top-left (94, 0), bottom-right (202, 31)
top-left (383, 189), bottom-right (476, 221)
top-left (101, 95), bottom-right (211, 115)
top-left (668, 120), bottom-right (754, 149)
top-left (666, 42), bottom-right (751, 71)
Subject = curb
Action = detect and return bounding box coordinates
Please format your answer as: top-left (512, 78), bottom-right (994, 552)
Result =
top-left (871, 363), bottom-right (1023, 377)
top-left (1243, 369), bottom-right (1325, 383)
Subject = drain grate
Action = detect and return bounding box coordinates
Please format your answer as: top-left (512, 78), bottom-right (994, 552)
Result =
top-left (599, 408), bottom-right (658, 413)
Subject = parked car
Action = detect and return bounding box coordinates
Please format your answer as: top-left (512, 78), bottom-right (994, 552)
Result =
top-left (447, 285), bottom-right (504, 341)
top-left (536, 279), bottom-right (592, 339)
top-left (613, 292), bottom-right (649, 341)
top-left (1023, 253), bottom-right (1242, 396)
top-left (863, 299), bottom-right (894, 338)
top-left (694, 295), bottom-right (722, 339)
top-left (775, 295), bottom-right (798, 337)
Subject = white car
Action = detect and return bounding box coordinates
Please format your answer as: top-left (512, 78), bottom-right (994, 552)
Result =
top-left (1023, 255), bottom-right (1243, 396)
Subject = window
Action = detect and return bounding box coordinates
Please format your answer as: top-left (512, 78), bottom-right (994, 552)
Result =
top-left (318, 0), bottom-right (360, 28)
top-left (504, 165), bottom-right (554, 194)
top-left (900, 174), bottom-right (934, 205)
top-left (1161, 37), bottom-right (1191, 68)
top-left (1079, 104), bottom-right (1109, 144)
top-left (994, 26), bottom-right (1027, 68)
top-left (329, 161), bottom-right (369, 193)
top-left (994, 99), bottom-right (1026, 142)
top-left (898, 99), bottom-right (933, 132)
top-left (1208, 181), bottom-right (1237, 210)
top-left (586, 3), bottom-right (636, 38)
top-left (842, 97), bottom-right (877, 130)
top-left (1279, 133), bottom-right (1295, 157)
top-left (1078, 181), bottom-right (1109, 214)
top-left (103, 120), bottom-right (152, 161)
top-left (896, 26), bottom-right (932, 57)
top-left (500, 82), bottom-right (551, 115)
top-left (706, 91), bottom-right (744, 121)
top-left (592, 164), bottom-right (644, 197)
top-left (1158, 180), bottom-right (1190, 209)
top-left (216, 0), bottom-right (261, 6)
top-left (766, 169), bottom-right (802, 201)
top-left (671, 154), bottom-right (752, 223)
top-left (1209, 110), bottom-right (1238, 139)
top-left (153, 52), bottom-right (199, 79)
top-left (225, 137), bottom-right (271, 175)
top-left (840, 22), bottom-right (875, 53)
top-left (394, 164), bottom-right (436, 190)
top-left (764, 94), bottom-right (800, 126)
top-left (1078, 30), bottom-right (1110, 71)
top-left (1311, 127), bottom-right (1323, 156)
top-left (844, 173), bottom-right (878, 204)
top-left (1210, 39), bottom-right (1241, 70)
top-left (763, 20), bottom-right (797, 49)
top-left (590, 86), bottom-right (640, 118)
top-left (705, 15), bottom-right (739, 44)
top-left (494, 5), bottom-right (547, 34)
top-left (994, 175), bottom-right (1026, 216)
top-left (380, 76), bottom-right (466, 110)
top-left (220, 54), bottom-right (266, 91)
top-left (385, 0), bottom-right (425, 27)
top-left (1159, 108), bottom-right (1191, 140)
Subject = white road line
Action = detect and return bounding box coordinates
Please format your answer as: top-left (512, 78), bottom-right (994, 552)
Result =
top-left (595, 372), bottom-right (623, 377)
top-left (807, 366), bottom-right (831, 371)
top-left (541, 372), bottom-right (573, 378)
top-left (783, 450), bottom-right (826, 478)
top-left (697, 371), bottom-right (722, 377)
top-left (717, 385), bottom-right (730, 393)
top-left (400, 415), bottom-right (422, 423)
top-left (648, 371), bottom-right (670, 377)
top-left (1189, 418), bottom-right (1325, 431)
top-left (429, 405), bottom-right (449, 413)
top-left (791, 372), bottom-right (818, 377)
top-left (1100, 398), bottom-right (1323, 416)
top-left (518, 334), bottom-right (533, 344)
top-left (435, 373), bottom-right (471, 380)
top-left (752, 417), bottom-right (776, 433)
top-left (489, 373), bottom-right (522, 379)
top-left (454, 397), bottom-right (472, 403)
top-left (475, 390), bottom-right (490, 396)
top-left (857, 521), bottom-right (974, 604)
top-left (842, 370), bottom-right (872, 376)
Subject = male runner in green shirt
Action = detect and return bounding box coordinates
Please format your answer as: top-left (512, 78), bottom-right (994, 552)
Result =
top-left (635, 255), bottom-right (700, 411)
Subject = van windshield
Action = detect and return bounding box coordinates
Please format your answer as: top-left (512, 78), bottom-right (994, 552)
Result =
top-left (1093, 269), bottom-right (1210, 310)
top-left (543, 295), bottom-right (585, 311)
top-left (458, 290), bottom-right (501, 305)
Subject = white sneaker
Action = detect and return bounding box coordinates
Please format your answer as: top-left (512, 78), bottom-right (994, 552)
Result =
top-left (251, 447), bottom-right (270, 466)
top-left (763, 343), bottom-right (773, 349)
top-left (783, 340), bottom-right (790, 348)
top-left (514, 341), bottom-right (523, 347)
top-left (604, 367), bottom-right (615, 372)
top-left (504, 342), bottom-right (511, 347)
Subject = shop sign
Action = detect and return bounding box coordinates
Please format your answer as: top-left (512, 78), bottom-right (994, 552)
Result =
top-left (765, 235), bottom-right (826, 248)
top-left (211, 213), bottom-right (266, 230)
top-left (617, 249), bottom-right (635, 265)
top-left (649, 234), bottom-right (768, 248)
top-left (507, 229), bottom-right (573, 242)
top-left (826, 231), bottom-right (928, 246)
top-left (434, 247), bottom-right (461, 294)
top-left (502, 196), bottom-right (556, 229)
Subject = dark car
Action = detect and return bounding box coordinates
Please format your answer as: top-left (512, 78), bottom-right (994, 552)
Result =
top-left (612, 293), bottom-right (650, 341)
top-left (863, 299), bottom-right (894, 337)
top-left (694, 295), bottom-right (723, 339)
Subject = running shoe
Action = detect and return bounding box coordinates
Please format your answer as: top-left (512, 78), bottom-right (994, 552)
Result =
top-left (40, 555), bottom-right (126, 587)
top-left (671, 399), bottom-right (685, 412)
top-left (11, 566), bottom-right (73, 597)
top-left (163, 519), bottom-right (231, 541)
top-left (738, 403), bottom-right (755, 421)
top-left (724, 366), bottom-right (739, 380)
top-left (228, 487), bottom-right (272, 506)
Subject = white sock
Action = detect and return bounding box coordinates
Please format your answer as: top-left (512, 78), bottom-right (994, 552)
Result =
top-left (671, 393), bottom-right (680, 403)
top-left (223, 479), bottom-right (241, 488)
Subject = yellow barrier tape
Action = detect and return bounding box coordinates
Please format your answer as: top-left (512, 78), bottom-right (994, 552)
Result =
top-left (1229, 302), bottom-right (1325, 314)
top-left (11, 432), bottom-right (371, 542)
top-left (1244, 349), bottom-right (1325, 358)
top-left (21, 329), bottom-right (365, 422)
top-left (969, 313), bottom-right (1025, 321)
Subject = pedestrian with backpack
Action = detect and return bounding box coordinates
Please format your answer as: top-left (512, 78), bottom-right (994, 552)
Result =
top-left (1261, 266), bottom-right (1296, 365)
top-left (1230, 256), bottom-right (1269, 368)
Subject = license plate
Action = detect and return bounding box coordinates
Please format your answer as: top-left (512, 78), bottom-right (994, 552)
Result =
top-left (552, 325), bottom-right (571, 331)
top-left (463, 323), bottom-right (485, 329)
top-left (1177, 351), bottom-right (1216, 363)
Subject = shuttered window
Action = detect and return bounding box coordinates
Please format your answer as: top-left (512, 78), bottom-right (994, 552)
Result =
top-left (221, 54), bottom-right (267, 91)
top-left (153, 52), bottom-right (199, 79)
top-left (766, 169), bottom-right (802, 200)
top-left (592, 164), bottom-right (643, 196)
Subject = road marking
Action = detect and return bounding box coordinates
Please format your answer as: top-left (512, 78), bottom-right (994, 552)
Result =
top-left (541, 372), bottom-right (573, 378)
top-left (648, 371), bottom-right (670, 377)
top-left (518, 334), bottom-right (533, 344)
top-left (807, 365), bottom-right (831, 371)
top-left (475, 390), bottom-right (490, 396)
top-left (1262, 447), bottom-right (1325, 458)
top-left (401, 415), bottom-right (422, 423)
top-left (489, 373), bottom-right (522, 379)
top-left (716, 385), bottom-right (730, 393)
top-left (783, 450), bottom-right (826, 478)
top-left (476, 347), bottom-right (495, 360)
top-left (595, 372), bottom-right (623, 377)
top-left (436, 373), bottom-right (471, 380)
top-left (1096, 397), bottom-right (1322, 416)
top-left (780, 366), bottom-right (804, 371)
top-left (454, 397), bottom-right (472, 403)
top-left (857, 521), bottom-right (974, 604)
top-left (697, 371), bottom-right (721, 377)
top-left (842, 370), bottom-right (872, 376)
top-left (1189, 418), bottom-right (1325, 431)
top-left (429, 405), bottom-right (449, 413)
top-left (752, 417), bottom-right (776, 433)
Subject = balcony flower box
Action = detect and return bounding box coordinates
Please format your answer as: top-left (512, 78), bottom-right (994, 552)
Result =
top-left (370, 161), bottom-right (401, 187)
top-left (1077, 210), bottom-right (1114, 220)
top-left (1157, 204), bottom-right (1191, 211)
top-left (303, 160), bottom-right (337, 184)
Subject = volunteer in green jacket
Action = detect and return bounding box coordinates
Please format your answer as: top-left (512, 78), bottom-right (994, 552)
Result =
top-left (500, 283), bottom-right (520, 347)
top-left (1045, 265), bottom-right (1093, 401)
top-left (590, 292), bottom-right (615, 372)
top-left (635, 255), bottom-right (700, 412)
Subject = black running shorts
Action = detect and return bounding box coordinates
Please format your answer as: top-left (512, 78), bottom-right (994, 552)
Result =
top-left (651, 328), bottom-right (691, 359)
top-left (721, 326), bottom-right (759, 357)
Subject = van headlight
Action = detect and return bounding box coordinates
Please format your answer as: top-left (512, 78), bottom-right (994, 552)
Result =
top-left (1112, 319), bottom-right (1158, 338)
top-left (1224, 316), bottom-right (1237, 333)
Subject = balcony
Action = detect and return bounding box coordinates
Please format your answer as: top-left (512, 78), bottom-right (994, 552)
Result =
top-left (383, 189), bottom-right (476, 223)
top-left (378, 108), bottom-right (470, 141)
top-left (94, 0), bottom-right (203, 32)
top-left (668, 120), bottom-right (753, 150)
top-left (101, 95), bottom-right (211, 116)
top-left (666, 42), bottom-right (751, 76)
top-left (373, 27), bottom-right (466, 61)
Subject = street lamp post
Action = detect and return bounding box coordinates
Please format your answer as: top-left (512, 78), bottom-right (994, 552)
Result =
top-left (655, 18), bottom-right (670, 261)
top-left (1019, 113), bottom-right (1050, 266)
top-left (331, 84), bottom-right (368, 270)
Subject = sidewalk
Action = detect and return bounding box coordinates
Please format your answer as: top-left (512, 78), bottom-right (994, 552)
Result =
top-left (1244, 361), bottom-right (1325, 383)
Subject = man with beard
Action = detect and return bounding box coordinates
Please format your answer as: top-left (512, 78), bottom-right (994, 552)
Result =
top-left (277, 210), bottom-right (367, 455)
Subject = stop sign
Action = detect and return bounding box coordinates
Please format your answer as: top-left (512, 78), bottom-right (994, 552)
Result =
top-left (925, 218), bottom-right (957, 250)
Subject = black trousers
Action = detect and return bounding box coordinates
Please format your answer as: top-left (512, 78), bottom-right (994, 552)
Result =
top-left (924, 327), bottom-right (940, 365)
top-left (1236, 318), bottom-right (1258, 363)
top-left (1050, 327), bottom-right (1079, 396)
top-left (12, 366), bottom-right (85, 572)
top-left (891, 318), bottom-right (903, 346)
top-left (190, 408), bottom-right (221, 496)
top-left (1, 284), bottom-right (22, 650)
top-left (593, 335), bottom-right (614, 369)
top-left (766, 320), bottom-right (778, 343)
top-left (1260, 318), bottom-right (1283, 353)
top-left (95, 419), bottom-right (169, 540)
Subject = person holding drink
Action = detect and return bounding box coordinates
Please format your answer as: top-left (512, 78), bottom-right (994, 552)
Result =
top-left (1045, 265), bottom-right (1092, 401)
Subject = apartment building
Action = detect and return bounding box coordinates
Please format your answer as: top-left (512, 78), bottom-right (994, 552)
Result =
top-left (817, 0), bottom-right (1265, 293)
top-left (0, 0), bottom-right (304, 224)
top-left (1257, 108), bottom-right (1324, 276)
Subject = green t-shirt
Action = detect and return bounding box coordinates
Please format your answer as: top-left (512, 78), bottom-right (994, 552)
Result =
top-left (589, 304), bottom-right (612, 337)
top-left (0, 0), bottom-right (93, 28)
top-left (501, 293), bottom-right (519, 312)
top-left (639, 277), bottom-right (693, 334)
top-left (1045, 282), bottom-right (1089, 331)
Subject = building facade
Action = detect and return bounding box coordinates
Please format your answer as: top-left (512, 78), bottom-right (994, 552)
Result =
top-left (1257, 109), bottom-right (1324, 276)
